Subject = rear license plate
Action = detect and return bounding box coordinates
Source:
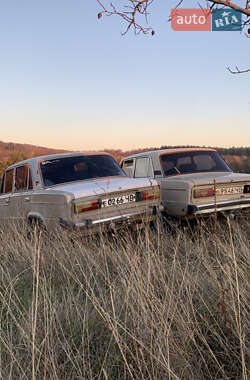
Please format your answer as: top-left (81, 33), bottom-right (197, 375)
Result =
top-left (216, 186), bottom-right (244, 195)
top-left (102, 193), bottom-right (136, 208)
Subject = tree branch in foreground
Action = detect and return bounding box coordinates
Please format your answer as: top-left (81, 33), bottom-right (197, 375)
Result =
top-left (97, 0), bottom-right (250, 72)
top-left (207, 0), bottom-right (250, 17)
top-left (227, 66), bottom-right (250, 73)
top-left (96, 0), bottom-right (155, 35)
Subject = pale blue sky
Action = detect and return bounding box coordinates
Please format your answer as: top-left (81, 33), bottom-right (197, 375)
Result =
top-left (0, 0), bottom-right (249, 150)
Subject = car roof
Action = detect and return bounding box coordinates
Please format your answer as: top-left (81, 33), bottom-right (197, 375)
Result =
top-left (5, 151), bottom-right (112, 170)
top-left (123, 148), bottom-right (217, 160)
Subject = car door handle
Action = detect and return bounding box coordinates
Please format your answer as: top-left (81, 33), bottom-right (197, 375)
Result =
top-left (24, 197), bottom-right (30, 202)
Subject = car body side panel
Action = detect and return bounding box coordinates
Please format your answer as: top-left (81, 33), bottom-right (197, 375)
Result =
top-left (26, 192), bottom-right (69, 229)
top-left (159, 179), bottom-right (190, 216)
top-left (0, 194), bottom-right (13, 219)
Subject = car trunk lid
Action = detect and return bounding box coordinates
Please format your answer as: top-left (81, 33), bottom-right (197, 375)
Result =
top-left (47, 176), bottom-right (155, 199)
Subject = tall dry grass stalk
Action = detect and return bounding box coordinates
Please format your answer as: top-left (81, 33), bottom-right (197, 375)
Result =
top-left (0, 219), bottom-right (249, 379)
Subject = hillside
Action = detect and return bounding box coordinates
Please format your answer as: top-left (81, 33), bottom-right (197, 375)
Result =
top-left (0, 141), bottom-right (68, 161)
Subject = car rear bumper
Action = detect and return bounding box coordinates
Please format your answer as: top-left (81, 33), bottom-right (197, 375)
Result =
top-left (59, 207), bottom-right (158, 232)
top-left (188, 199), bottom-right (250, 215)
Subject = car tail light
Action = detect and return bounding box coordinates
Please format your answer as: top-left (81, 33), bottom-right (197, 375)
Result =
top-left (244, 185), bottom-right (250, 194)
top-left (137, 186), bottom-right (160, 201)
top-left (74, 200), bottom-right (99, 214)
top-left (194, 187), bottom-right (214, 198)
top-left (143, 191), bottom-right (154, 200)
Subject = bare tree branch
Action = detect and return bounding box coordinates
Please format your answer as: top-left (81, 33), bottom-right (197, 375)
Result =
top-left (96, 0), bottom-right (154, 35)
top-left (206, 0), bottom-right (250, 16)
top-left (227, 66), bottom-right (250, 73)
top-left (97, 0), bottom-right (250, 72)
top-left (97, 0), bottom-right (250, 32)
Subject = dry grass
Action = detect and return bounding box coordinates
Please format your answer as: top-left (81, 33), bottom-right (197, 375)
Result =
top-left (0, 218), bottom-right (249, 379)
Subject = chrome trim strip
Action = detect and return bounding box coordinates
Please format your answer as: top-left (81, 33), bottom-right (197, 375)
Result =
top-left (91, 211), bottom-right (144, 225)
top-left (196, 199), bottom-right (250, 211)
top-left (188, 199), bottom-right (250, 215)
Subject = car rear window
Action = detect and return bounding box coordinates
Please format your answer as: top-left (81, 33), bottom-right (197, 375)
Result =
top-left (40, 155), bottom-right (125, 186)
top-left (160, 151), bottom-right (231, 176)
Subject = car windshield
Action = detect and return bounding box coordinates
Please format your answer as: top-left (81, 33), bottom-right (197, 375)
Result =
top-left (160, 151), bottom-right (232, 177)
top-left (40, 155), bottom-right (125, 186)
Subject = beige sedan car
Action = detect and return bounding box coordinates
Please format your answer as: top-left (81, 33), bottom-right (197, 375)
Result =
top-left (0, 152), bottom-right (160, 232)
top-left (121, 148), bottom-right (250, 219)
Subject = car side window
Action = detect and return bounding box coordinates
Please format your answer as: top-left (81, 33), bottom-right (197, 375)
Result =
top-left (134, 157), bottom-right (149, 178)
top-left (15, 165), bottom-right (29, 192)
top-left (3, 169), bottom-right (14, 194)
top-left (14, 165), bottom-right (33, 192)
top-left (122, 159), bottom-right (135, 177)
top-left (122, 159), bottom-right (134, 168)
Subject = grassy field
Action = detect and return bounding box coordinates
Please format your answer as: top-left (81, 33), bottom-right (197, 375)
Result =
top-left (0, 219), bottom-right (249, 379)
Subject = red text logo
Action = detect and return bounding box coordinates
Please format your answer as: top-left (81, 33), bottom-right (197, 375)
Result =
top-left (171, 9), bottom-right (211, 31)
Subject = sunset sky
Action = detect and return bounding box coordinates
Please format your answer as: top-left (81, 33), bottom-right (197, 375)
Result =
top-left (0, 0), bottom-right (249, 151)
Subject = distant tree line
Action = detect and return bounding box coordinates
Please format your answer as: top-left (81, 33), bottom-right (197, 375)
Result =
top-left (159, 146), bottom-right (250, 157)
top-left (0, 152), bottom-right (27, 178)
top-left (0, 146), bottom-right (250, 183)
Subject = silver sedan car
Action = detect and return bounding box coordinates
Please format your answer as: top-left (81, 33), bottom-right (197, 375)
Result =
top-left (121, 148), bottom-right (250, 219)
top-left (0, 152), bottom-right (161, 232)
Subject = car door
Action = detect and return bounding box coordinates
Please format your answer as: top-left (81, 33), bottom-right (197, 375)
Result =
top-left (11, 165), bottom-right (34, 221)
top-left (0, 169), bottom-right (15, 219)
